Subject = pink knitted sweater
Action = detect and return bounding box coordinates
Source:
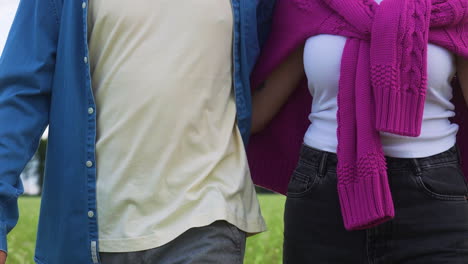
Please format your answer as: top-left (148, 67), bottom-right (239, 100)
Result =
top-left (248, 0), bottom-right (468, 230)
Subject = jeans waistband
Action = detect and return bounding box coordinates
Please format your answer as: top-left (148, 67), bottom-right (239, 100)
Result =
top-left (299, 145), bottom-right (460, 176)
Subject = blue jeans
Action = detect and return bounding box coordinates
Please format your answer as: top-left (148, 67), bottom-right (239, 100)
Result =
top-left (100, 221), bottom-right (246, 264)
top-left (284, 145), bottom-right (468, 263)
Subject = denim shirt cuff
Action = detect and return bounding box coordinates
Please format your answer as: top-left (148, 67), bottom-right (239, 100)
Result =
top-left (0, 222), bottom-right (7, 253)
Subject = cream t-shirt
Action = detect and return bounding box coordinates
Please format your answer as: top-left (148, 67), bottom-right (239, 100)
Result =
top-left (87, 0), bottom-right (265, 252)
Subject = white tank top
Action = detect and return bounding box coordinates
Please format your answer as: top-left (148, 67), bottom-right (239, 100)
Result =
top-left (303, 33), bottom-right (458, 158)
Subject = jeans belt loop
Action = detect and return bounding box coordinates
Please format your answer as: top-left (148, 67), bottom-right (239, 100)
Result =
top-left (455, 144), bottom-right (462, 165)
top-left (412, 158), bottom-right (422, 176)
top-left (318, 152), bottom-right (328, 177)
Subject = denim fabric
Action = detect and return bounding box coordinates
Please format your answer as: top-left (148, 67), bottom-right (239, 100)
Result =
top-left (100, 221), bottom-right (246, 264)
top-left (0, 0), bottom-right (276, 263)
top-left (284, 145), bottom-right (468, 264)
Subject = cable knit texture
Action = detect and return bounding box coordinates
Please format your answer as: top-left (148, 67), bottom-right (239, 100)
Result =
top-left (248, 0), bottom-right (468, 230)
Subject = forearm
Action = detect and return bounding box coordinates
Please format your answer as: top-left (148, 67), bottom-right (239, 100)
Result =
top-left (251, 45), bottom-right (305, 134)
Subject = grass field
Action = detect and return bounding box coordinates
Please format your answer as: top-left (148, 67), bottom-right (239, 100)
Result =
top-left (6, 195), bottom-right (285, 264)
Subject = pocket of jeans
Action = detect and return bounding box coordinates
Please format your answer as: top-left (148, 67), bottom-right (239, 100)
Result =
top-left (414, 163), bottom-right (468, 201)
top-left (287, 160), bottom-right (319, 198)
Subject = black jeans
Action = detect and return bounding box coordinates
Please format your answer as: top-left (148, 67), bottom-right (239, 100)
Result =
top-left (284, 145), bottom-right (468, 264)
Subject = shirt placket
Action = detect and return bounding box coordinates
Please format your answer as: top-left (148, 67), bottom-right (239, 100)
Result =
top-left (81, 1), bottom-right (100, 263)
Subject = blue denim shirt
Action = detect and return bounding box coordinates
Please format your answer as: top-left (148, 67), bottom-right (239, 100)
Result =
top-left (0, 0), bottom-right (275, 263)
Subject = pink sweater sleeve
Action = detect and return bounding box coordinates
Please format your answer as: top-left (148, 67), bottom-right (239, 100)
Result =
top-left (248, 0), bottom-right (318, 194)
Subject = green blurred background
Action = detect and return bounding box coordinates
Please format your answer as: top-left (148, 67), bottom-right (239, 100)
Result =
top-left (8, 194), bottom-right (285, 264)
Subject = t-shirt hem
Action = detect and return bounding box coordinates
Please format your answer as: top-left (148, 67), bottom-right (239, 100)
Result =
top-left (98, 212), bottom-right (266, 253)
top-left (382, 138), bottom-right (456, 158)
top-left (304, 135), bottom-right (457, 158)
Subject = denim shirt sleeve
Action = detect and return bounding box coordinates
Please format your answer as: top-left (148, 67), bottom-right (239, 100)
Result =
top-left (0, 0), bottom-right (59, 253)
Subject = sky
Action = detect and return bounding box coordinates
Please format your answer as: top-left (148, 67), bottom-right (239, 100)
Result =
top-left (0, 0), bottom-right (19, 55)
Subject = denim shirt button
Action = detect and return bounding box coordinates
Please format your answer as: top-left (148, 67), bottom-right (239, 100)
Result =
top-left (83, 57), bottom-right (88, 63)
top-left (88, 107), bottom-right (94, 115)
top-left (86, 161), bottom-right (93, 168)
top-left (82, 2), bottom-right (86, 9)
top-left (87, 210), bottom-right (94, 218)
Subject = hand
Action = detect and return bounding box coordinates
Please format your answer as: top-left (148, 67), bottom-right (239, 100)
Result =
top-left (0, 250), bottom-right (6, 264)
